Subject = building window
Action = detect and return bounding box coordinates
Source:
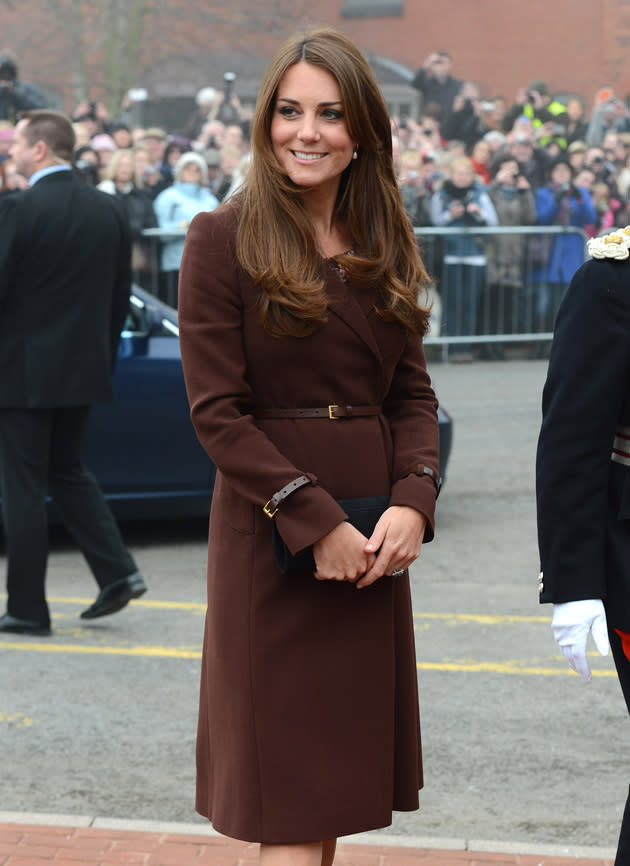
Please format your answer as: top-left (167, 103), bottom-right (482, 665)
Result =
top-left (341, 0), bottom-right (404, 18)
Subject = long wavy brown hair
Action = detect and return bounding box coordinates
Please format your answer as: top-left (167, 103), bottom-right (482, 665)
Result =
top-left (235, 27), bottom-right (431, 338)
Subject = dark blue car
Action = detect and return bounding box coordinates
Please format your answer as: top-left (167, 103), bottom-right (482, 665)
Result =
top-left (82, 287), bottom-right (452, 520)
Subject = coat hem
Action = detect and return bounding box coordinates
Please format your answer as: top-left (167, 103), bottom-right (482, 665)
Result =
top-left (195, 803), bottom-right (421, 845)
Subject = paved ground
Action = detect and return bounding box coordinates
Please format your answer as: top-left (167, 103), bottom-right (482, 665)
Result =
top-left (0, 357), bottom-right (627, 861)
top-left (0, 814), bottom-right (616, 865)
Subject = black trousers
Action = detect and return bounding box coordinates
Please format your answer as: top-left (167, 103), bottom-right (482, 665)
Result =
top-left (0, 406), bottom-right (137, 626)
top-left (609, 624), bottom-right (630, 864)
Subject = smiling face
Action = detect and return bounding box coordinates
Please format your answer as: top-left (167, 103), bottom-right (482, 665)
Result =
top-left (270, 61), bottom-right (355, 201)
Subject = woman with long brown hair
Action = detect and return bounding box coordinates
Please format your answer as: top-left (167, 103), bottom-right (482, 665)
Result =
top-left (178, 28), bottom-right (440, 866)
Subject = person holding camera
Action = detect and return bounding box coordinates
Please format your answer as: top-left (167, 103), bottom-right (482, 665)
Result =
top-left (529, 154), bottom-right (597, 353)
top-left (584, 144), bottom-right (621, 198)
top-left (483, 155), bottom-right (537, 357)
top-left (411, 50), bottom-right (461, 124)
top-left (214, 71), bottom-right (243, 126)
top-left (430, 154), bottom-right (498, 361)
top-left (503, 81), bottom-right (568, 144)
top-left (0, 51), bottom-right (47, 123)
top-left (398, 149), bottom-right (432, 227)
top-left (442, 82), bottom-right (488, 152)
top-left (585, 89), bottom-right (630, 148)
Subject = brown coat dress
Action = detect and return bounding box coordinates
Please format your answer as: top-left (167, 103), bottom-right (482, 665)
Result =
top-left (178, 204), bottom-right (440, 844)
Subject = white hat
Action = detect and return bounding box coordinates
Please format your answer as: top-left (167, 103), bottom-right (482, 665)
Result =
top-left (174, 151), bottom-right (209, 185)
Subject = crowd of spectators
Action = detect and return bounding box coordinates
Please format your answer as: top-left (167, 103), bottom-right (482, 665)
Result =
top-left (404, 50), bottom-right (630, 358)
top-left (2, 49), bottom-right (630, 357)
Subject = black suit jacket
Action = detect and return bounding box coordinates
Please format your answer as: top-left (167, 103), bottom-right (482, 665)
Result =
top-left (0, 169), bottom-right (131, 408)
top-left (536, 256), bottom-right (630, 631)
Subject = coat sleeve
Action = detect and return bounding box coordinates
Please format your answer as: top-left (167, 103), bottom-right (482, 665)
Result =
top-left (430, 191), bottom-right (452, 226)
top-left (536, 257), bottom-right (630, 603)
top-left (519, 188), bottom-right (537, 225)
top-left (385, 333), bottom-right (440, 541)
top-left (153, 190), bottom-right (184, 230)
top-left (478, 190), bottom-right (499, 226)
top-left (0, 194), bottom-right (18, 315)
top-left (108, 197), bottom-right (132, 369)
top-left (535, 187), bottom-right (558, 224)
top-left (178, 208), bottom-right (347, 555)
top-left (572, 187), bottom-right (597, 224)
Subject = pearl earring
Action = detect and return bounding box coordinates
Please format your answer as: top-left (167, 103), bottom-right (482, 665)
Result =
top-left (352, 148), bottom-right (358, 160)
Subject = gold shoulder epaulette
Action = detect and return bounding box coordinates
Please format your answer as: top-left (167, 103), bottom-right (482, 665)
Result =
top-left (587, 226), bottom-right (630, 260)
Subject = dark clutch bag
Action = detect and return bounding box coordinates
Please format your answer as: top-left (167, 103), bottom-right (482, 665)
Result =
top-left (271, 495), bottom-right (390, 575)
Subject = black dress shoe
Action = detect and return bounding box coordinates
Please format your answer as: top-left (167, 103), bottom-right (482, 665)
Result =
top-left (80, 572), bottom-right (147, 620)
top-left (0, 612), bottom-right (52, 636)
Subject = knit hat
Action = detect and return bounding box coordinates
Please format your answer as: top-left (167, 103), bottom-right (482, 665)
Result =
top-left (174, 151), bottom-right (208, 185)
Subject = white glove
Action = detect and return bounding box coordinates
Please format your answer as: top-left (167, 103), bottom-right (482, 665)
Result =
top-left (551, 599), bottom-right (610, 682)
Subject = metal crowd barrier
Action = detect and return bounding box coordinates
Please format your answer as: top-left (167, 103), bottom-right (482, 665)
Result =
top-left (137, 227), bottom-right (187, 309)
top-left (414, 225), bottom-right (589, 359)
top-left (139, 225), bottom-right (590, 359)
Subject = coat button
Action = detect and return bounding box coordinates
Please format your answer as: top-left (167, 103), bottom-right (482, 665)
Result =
top-left (538, 571), bottom-right (544, 594)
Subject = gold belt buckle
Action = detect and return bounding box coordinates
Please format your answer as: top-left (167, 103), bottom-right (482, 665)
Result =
top-left (263, 500), bottom-right (278, 518)
top-left (328, 404), bottom-right (339, 420)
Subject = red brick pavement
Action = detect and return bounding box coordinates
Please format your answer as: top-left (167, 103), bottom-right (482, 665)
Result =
top-left (0, 822), bottom-right (616, 866)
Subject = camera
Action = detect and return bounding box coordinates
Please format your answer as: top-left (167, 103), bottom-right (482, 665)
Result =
top-left (127, 88), bottom-right (148, 102)
top-left (223, 71), bottom-right (236, 100)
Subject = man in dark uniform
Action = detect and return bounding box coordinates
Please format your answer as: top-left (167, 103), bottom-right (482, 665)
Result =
top-left (536, 226), bottom-right (630, 863)
top-left (0, 110), bottom-right (147, 636)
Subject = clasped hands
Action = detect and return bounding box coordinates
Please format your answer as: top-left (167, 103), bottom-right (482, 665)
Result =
top-left (312, 505), bottom-right (426, 589)
top-left (552, 599), bottom-right (610, 682)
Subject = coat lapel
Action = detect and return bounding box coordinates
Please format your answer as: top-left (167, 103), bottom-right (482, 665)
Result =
top-left (323, 264), bottom-right (383, 362)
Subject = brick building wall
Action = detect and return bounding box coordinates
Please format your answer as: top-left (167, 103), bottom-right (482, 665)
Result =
top-left (2, 0), bottom-right (630, 118)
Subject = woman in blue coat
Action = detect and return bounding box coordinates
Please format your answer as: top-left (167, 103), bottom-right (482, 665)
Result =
top-left (153, 151), bottom-right (218, 305)
top-left (532, 154), bottom-right (596, 334)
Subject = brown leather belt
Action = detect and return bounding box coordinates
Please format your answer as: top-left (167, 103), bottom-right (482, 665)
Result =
top-left (253, 404), bottom-right (382, 420)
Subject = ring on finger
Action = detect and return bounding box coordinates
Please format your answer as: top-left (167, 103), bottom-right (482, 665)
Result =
top-left (390, 567), bottom-right (405, 577)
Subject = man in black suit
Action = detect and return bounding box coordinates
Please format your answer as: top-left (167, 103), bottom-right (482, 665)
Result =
top-left (0, 109), bottom-right (147, 636)
top-left (536, 228), bottom-right (630, 862)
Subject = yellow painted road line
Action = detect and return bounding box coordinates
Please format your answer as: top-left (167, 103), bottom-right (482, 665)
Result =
top-left (413, 612), bottom-right (551, 624)
top-left (0, 639), bottom-right (613, 677)
top-left (418, 660), bottom-right (615, 676)
top-left (1, 595), bottom-right (551, 622)
top-left (0, 640), bottom-right (201, 659)
top-left (45, 596), bottom-right (207, 612)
